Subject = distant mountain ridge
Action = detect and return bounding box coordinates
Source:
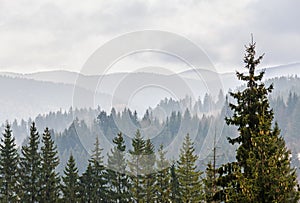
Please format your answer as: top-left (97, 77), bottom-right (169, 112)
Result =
top-left (1, 62), bottom-right (299, 90)
top-left (0, 63), bottom-right (299, 124)
top-left (0, 75), bottom-right (112, 123)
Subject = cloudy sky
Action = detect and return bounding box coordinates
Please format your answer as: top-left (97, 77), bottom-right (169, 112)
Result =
top-left (0, 0), bottom-right (299, 74)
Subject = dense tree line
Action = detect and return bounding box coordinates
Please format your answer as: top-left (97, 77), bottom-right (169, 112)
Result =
top-left (5, 77), bottom-right (300, 178)
top-left (0, 122), bottom-right (207, 202)
top-left (6, 83), bottom-right (300, 177)
top-left (0, 40), bottom-right (299, 202)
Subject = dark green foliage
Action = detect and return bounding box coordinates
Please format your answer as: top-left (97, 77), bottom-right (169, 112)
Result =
top-left (78, 136), bottom-right (108, 201)
top-left (203, 162), bottom-right (220, 203)
top-left (40, 127), bottom-right (60, 202)
top-left (169, 163), bottom-right (181, 203)
top-left (62, 154), bottom-right (80, 203)
top-left (177, 134), bottom-right (203, 202)
top-left (0, 123), bottom-right (19, 202)
top-left (88, 137), bottom-right (108, 202)
top-left (241, 124), bottom-right (299, 202)
top-left (220, 39), bottom-right (299, 202)
top-left (141, 139), bottom-right (156, 203)
top-left (107, 132), bottom-right (131, 202)
top-left (128, 129), bottom-right (145, 202)
top-left (128, 131), bottom-right (158, 202)
top-left (79, 163), bottom-right (94, 202)
top-left (155, 144), bottom-right (170, 203)
top-left (19, 122), bottom-right (42, 202)
top-left (1, 61), bottom-right (300, 202)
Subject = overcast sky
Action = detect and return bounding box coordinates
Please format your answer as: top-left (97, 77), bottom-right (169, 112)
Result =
top-left (0, 0), bottom-right (299, 74)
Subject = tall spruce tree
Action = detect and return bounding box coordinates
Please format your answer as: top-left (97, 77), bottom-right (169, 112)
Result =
top-left (62, 154), bottom-right (80, 203)
top-left (155, 144), bottom-right (170, 203)
top-left (0, 123), bottom-right (19, 202)
top-left (177, 134), bottom-right (203, 202)
top-left (107, 132), bottom-right (131, 202)
top-left (40, 127), bottom-right (60, 202)
top-left (141, 139), bottom-right (156, 203)
top-left (219, 38), bottom-right (299, 202)
top-left (89, 136), bottom-right (108, 202)
top-left (169, 163), bottom-right (181, 203)
top-left (79, 163), bottom-right (94, 203)
top-left (19, 122), bottom-right (42, 202)
top-left (128, 129), bottom-right (145, 202)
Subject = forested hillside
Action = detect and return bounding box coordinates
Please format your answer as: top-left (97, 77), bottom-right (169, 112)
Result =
top-left (0, 42), bottom-right (299, 202)
top-left (3, 75), bottom-right (300, 176)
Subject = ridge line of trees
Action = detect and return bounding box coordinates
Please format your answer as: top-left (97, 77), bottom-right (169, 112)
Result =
top-left (0, 39), bottom-right (299, 202)
top-left (0, 122), bottom-right (206, 202)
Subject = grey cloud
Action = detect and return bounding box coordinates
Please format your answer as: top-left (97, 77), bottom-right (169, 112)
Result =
top-left (249, 0), bottom-right (300, 34)
top-left (0, 0), bottom-right (299, 73)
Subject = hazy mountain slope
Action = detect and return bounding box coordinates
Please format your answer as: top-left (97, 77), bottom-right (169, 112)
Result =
top-left (2, 63), bottom-right (298, 96)
top-left (178, 63), bottom-right (300, 90)
top-left (1, 63), bottom-right (299, 124)
top-left (0, 70), bottom-right (227, 113)
top-left (262, 63), bottom-right (300, 78)
top-left (0, 75), bottom-right (112, 123)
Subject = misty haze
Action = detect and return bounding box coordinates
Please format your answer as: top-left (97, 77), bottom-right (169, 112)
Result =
top-left (0, 1), bottom-right (299, 202)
